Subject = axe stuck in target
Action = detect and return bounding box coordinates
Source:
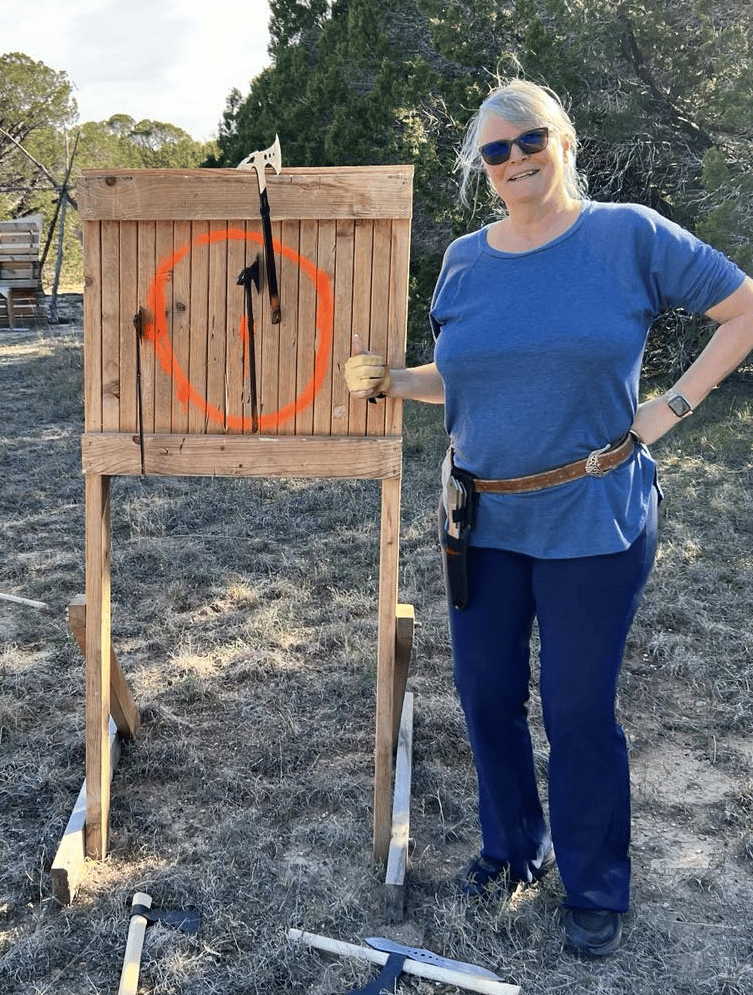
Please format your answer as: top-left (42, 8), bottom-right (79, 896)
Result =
top-left (237, 134), bottom-right (283, 324)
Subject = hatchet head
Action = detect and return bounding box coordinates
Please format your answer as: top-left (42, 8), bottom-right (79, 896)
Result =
top-left (236, 134), bottom-right (282, 194)
top-left (236, 256), bottom-right (260, 290)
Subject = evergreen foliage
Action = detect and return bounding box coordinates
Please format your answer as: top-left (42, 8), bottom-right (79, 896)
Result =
top-left (2, 2), bottom-right (750, 362)
top-left (212, 0), bottom-right (752, 365)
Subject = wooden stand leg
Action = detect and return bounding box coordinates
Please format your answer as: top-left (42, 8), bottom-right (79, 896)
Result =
top-left (373, 476), bottom-right (401, 863)
top-left (85, 474), bottom-right (112, 859)
top-left (6, 288), bottom-right (16, 331)
top-left (68, 595), bottom-right (140, 738)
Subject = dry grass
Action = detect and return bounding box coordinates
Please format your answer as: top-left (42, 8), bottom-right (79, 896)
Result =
top-left (1, 304), bottom-right (752, 994)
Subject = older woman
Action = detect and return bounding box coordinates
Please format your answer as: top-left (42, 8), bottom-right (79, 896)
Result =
top-left (345, 79), bottom-right (753, 956)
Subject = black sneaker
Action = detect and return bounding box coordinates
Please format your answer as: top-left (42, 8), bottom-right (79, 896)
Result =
top-left (460, 847), bottom-right (556, 899)
top-left (562, 908), bottom-right (623, 957)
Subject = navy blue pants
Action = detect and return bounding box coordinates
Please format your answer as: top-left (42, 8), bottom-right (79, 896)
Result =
top-left (447, 489), bottom-right (658, 912)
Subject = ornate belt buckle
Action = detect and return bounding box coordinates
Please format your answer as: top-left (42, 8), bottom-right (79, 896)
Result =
top-left (585, 442), bottom-right (611, 477)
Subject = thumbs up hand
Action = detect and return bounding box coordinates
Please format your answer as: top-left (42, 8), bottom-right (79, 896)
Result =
top-left (344, 334), bottom-right (393, 399)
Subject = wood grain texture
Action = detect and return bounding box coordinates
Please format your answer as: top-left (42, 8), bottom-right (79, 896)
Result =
top-left (81, 432), bottom-right (402, 478)
top-left (79, 167), bottom-right (413, 221)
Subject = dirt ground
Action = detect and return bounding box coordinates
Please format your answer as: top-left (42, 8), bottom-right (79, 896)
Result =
top-left (1, 299), bottom-right (752, 994)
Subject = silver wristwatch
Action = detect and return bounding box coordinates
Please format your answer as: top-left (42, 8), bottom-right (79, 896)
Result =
top-left (666, 392), bottom-right (693, 418)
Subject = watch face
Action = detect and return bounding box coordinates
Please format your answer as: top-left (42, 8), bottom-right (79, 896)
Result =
top-left (668, 394), bottom-right (692, 418)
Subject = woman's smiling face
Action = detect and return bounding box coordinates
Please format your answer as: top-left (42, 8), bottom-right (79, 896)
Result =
top-left (479, 115), bottom-right (571, 210)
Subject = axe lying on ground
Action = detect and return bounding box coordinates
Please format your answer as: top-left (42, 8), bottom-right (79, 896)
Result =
top-left (118, 892), bottom-right (200, 995)
top-left (288, 929), bottom-right (521, 995)
top-left (237, 135), bottom-right (282, 324)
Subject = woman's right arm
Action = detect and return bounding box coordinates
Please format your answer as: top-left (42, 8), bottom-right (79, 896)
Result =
top-left (388, 363), bottom-right (445, 404)
top-left (344, 335), bottom-right (445, 404)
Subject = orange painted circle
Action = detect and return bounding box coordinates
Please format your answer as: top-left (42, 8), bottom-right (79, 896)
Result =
top-left (145, 228), bottom-right (334, 431)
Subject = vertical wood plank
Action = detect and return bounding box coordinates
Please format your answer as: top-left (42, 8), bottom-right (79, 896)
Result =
top-left (82, 222), bottom-right (102, 433)
top-left (385, 219), bottom-right (411, 438)
top-left (188, 221), bottom-right (209, 434)
top-left (170, 220), bottom-right (192, 434)
top-left (154, 223), bottom-right (175, 433)
top-left (277, 220), bottom-right (300, 436)
top-left (137, 221), bottom-right (156, 433)
top-left (118, 221), bottom-right (138, 433)
top-left (366, 220), bottom-right (391, 438)
top-left (295, 221), bottom-right (318, 436)
top-left (100, 224), bottom-right (121, 431)
top-left (84, 474), bottom-right (111, 859)
top-left (225, 222), bottom-right (247, 433)
top-left (331, 220), bottom-right (355, 436)
top-left (373, 473), bottom-right (402, 863)
top-left (206, 221), bottom-right (229, 430)
top-left (259, 220), bottom-right (282, 434)
top-left (312, 220), bottom-right (336, 436)
top-left (349, 220), bottom-right (373, 436)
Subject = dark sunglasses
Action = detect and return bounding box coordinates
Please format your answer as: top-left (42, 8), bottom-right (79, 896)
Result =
top-left (479, 127), bottom-right (549, 166)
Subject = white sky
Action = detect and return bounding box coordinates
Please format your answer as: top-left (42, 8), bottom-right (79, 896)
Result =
top-left (3, 0), bottom-right (272, 142)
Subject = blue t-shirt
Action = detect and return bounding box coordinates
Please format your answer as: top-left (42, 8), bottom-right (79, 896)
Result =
top-left (431, 200), bottom-right (746, 558)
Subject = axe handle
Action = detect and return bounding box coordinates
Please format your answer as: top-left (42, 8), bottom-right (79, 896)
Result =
top-left (239, 264), bottom-right (260, 432)
top-left (118, 892), bottom-right (152, 995)
top-left (259, 189), bottom-right (281, 324)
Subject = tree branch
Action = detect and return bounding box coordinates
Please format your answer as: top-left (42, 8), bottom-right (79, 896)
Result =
top-left (0, 127), bottom-right (78, 209)
top-left (618, 13), bottom-right (714, 152)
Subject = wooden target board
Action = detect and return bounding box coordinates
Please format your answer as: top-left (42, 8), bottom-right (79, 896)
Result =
top-left (75, 165), bottom-right (414, 871)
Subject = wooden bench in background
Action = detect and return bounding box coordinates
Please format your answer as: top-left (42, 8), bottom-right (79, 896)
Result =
top-left (0, 213), bottom-right (46, 330)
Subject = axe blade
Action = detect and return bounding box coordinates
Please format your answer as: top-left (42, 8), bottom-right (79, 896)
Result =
top-left (148, 906), bottom-right (201, 936)
top-left (237, 134), bottom-right (282, 193)
top-left (128, 901), bottom-right (201, 936)
top-left (236, 257), bottom-right (261, 291)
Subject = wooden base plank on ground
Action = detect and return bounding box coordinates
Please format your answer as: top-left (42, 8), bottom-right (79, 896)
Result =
top-left (392, 604), bottom-right (414, 744)
top-left (385, 690), bottom-right (413, 922)
top-left (51, 717), bottom-right (120, 905)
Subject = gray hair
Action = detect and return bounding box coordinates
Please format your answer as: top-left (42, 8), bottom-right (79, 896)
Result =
top-left (456, 79), bottom-right (588, 209)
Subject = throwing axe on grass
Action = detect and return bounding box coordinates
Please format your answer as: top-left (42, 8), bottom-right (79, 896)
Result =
top-left (237, 134), bottom-right (282, 324)
top-left (118, 892), bottom-right (200, 995)
top-left (288, 929), bottom-right (520, 995)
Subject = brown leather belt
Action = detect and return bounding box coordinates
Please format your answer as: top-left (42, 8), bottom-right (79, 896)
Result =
top-left (473, 432), bottom-right (637, 494)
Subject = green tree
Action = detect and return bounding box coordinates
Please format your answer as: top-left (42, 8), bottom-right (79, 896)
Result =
top-left (209, 0), bottom-right (753, 356)
top-left (696, 147), bottom-right (753, 274)
top-left (210, 0), bottom-right (438, 169)
top-left (0, 51), bottom-right (78, 217)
